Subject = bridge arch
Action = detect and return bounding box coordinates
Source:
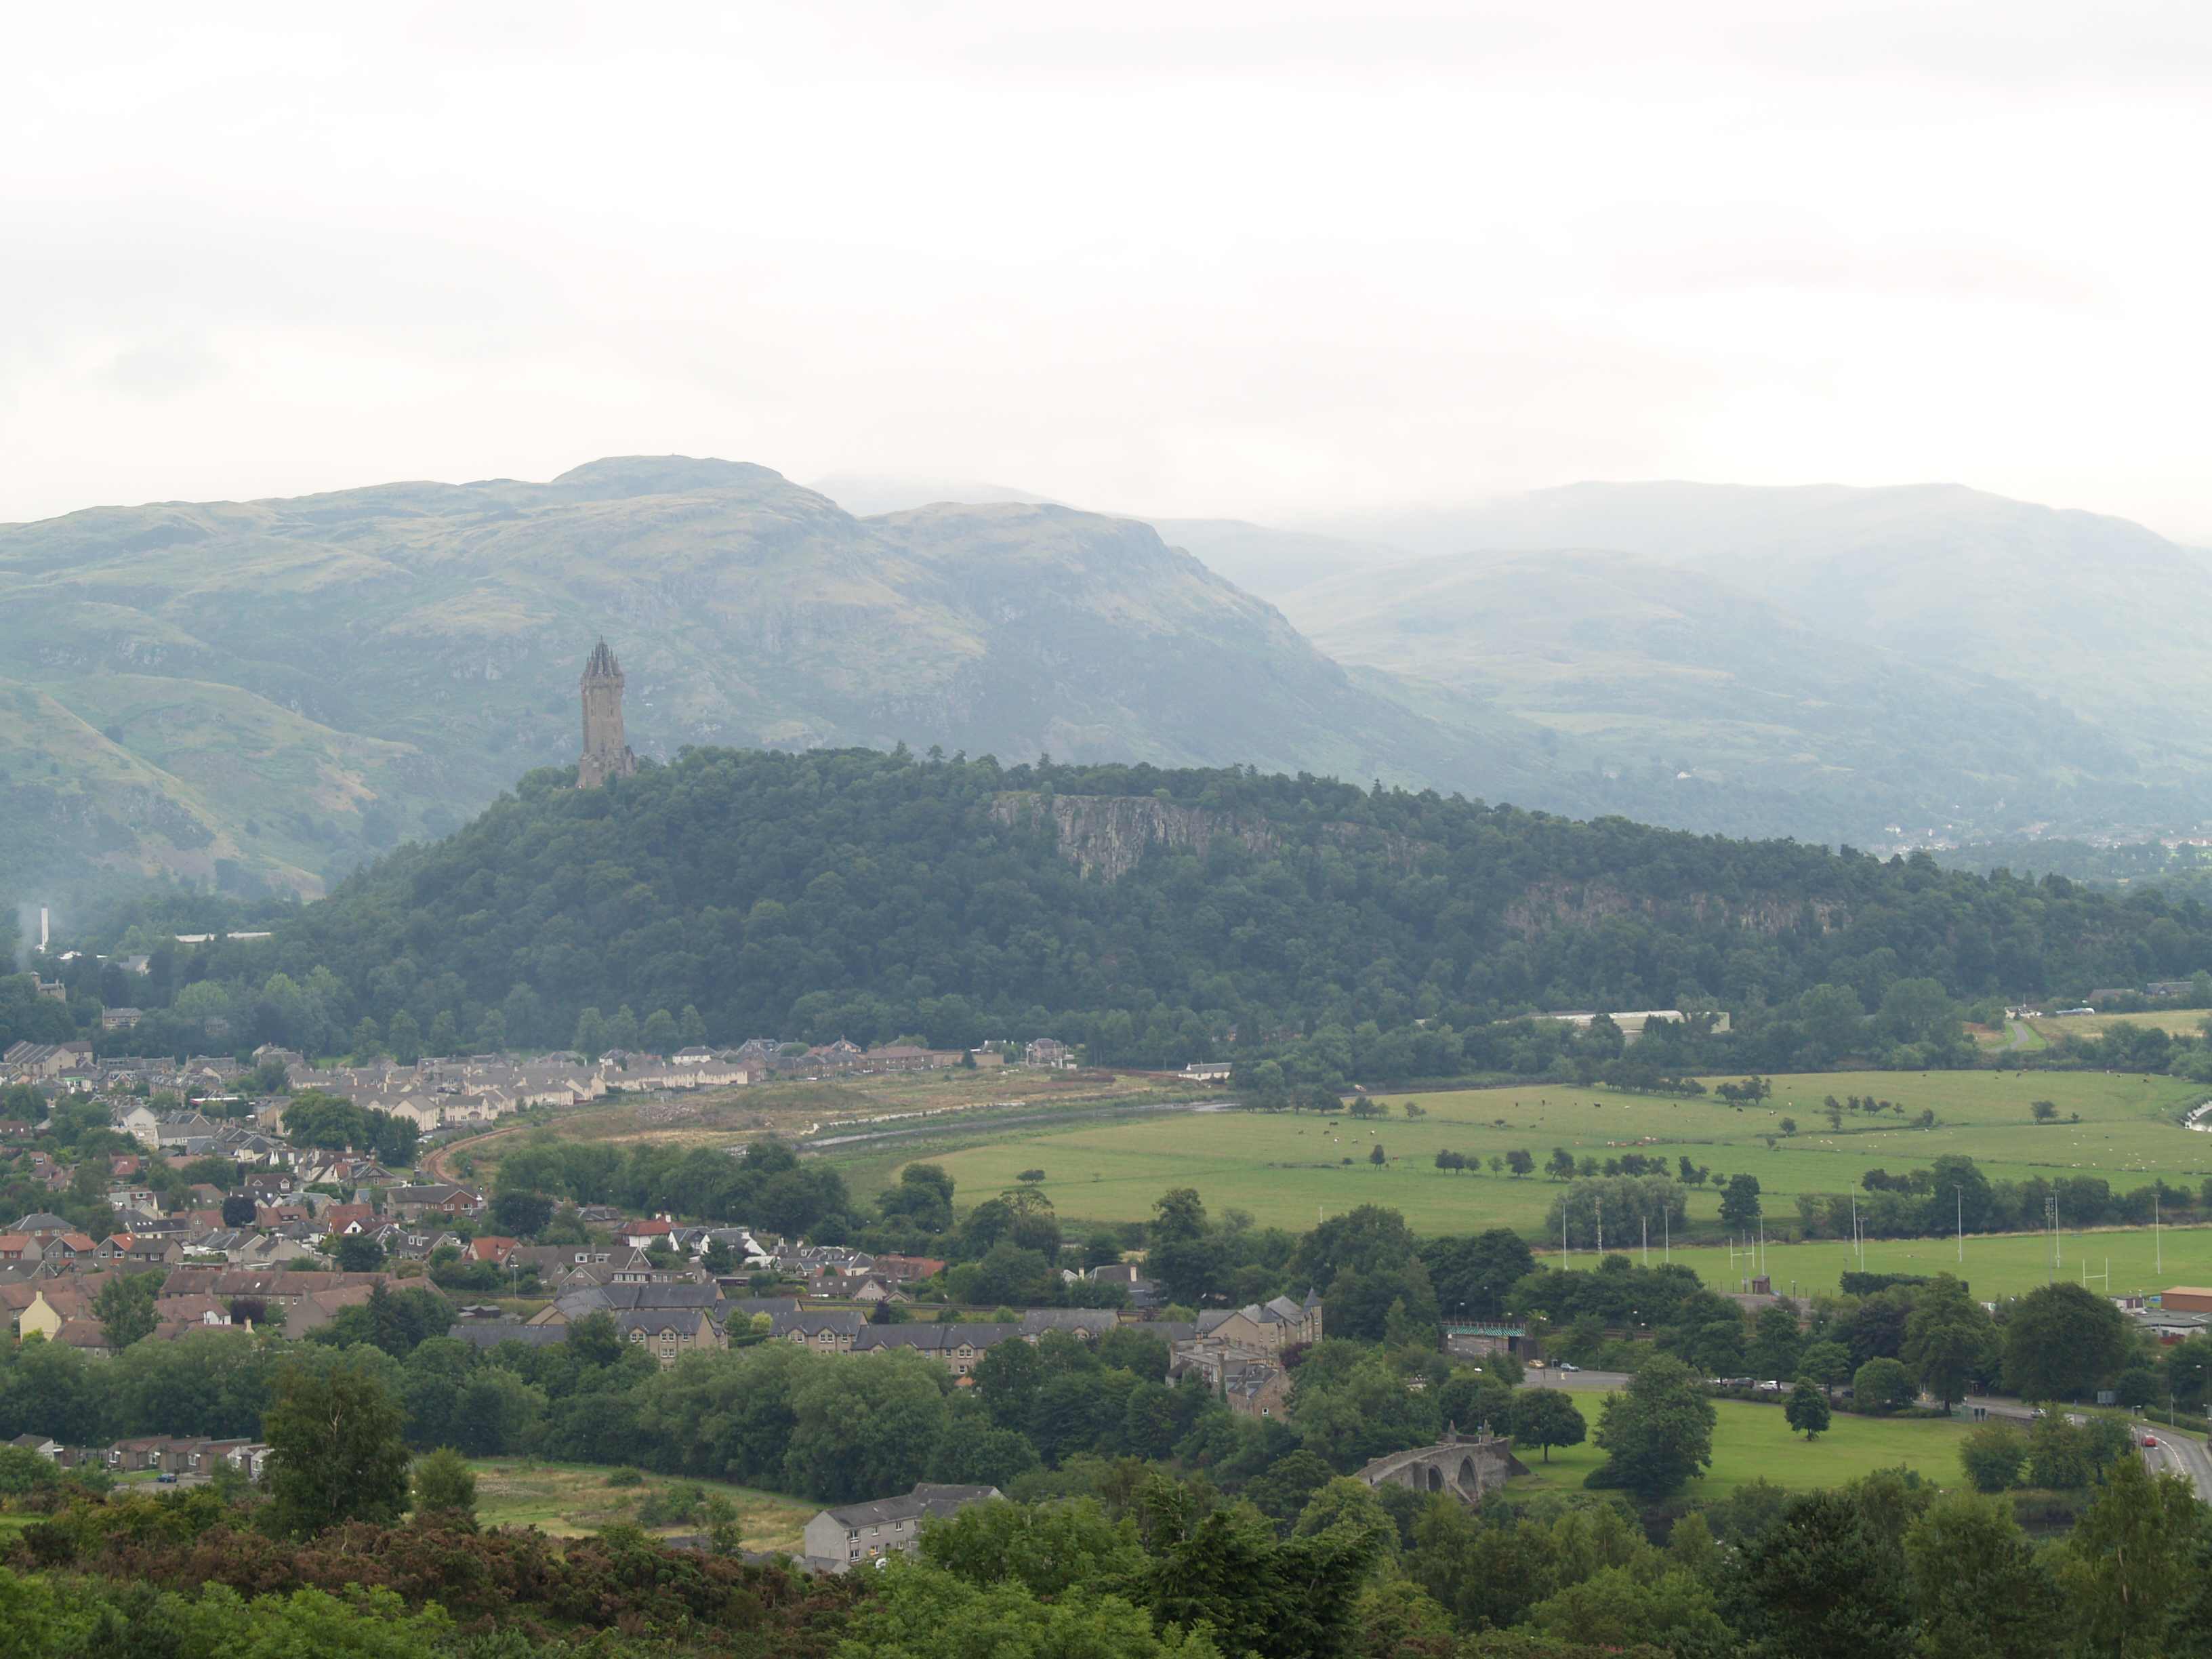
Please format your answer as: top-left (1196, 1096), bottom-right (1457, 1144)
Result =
top-left (1353, 1435), bottom-right (1530, 1506)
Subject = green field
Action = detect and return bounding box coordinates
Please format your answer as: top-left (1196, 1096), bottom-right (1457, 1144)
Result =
top-left (1513, 1395), bottom-right (1972, 1498)
top-left (2029, 1010), bottom-right (2211, 1041)
top-left (1560, 1221), bottom-right (2212, 1303)
top-left (468, 1458), bottom-right (815, 1547)
top-left (895, 1071), bottom-right (2209, 1246)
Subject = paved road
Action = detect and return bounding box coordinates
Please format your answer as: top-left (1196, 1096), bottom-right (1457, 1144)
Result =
top-left (2144, 1429), bottom-right (2212, 1502)
top-left (1525, 1368), bottom-right (1631, 1391)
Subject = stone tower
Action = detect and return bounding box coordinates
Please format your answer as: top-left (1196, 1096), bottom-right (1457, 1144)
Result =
top-left (577, 638), bottom-right (638, 789)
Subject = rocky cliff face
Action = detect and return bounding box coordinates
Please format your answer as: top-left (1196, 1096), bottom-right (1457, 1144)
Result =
top-left (995, 792), bottom-right (1850, 942)
top-left (991, 790), bottom-right (1425, 882)
top-left (992, 792), bottom-right (1287, 881)
top-left (1500, 878), bottom-right (1846, 939)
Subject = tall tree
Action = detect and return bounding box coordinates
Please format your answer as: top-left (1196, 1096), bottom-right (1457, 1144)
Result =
top-left (93, 1271), bottom-right (160, 1351)
top-left (2001, 1283), bottom-right (2127, 1401)
top-left (1785, 1380), bottom-right (1832, 1440)
top-left (1507, 1387), bottom-right (1586, 1462)
top-left (261, 1360), bottom-right (413, 1538)
top-left (1903, 1273), bottom-right (1991, 1410)
top-left (1593, 1353), bottom-right (1715, 1500)
top-left (1903, 1491), bottom-right (2061, 1659)
top-left (1741, 1490), bottom-right (1913, 1659)
top-left (2059, 1454), bottom-right (2203, 1659)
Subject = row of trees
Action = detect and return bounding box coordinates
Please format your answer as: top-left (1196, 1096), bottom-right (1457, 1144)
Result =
top-left (1803, 1152), bottom-right (2211, 1242)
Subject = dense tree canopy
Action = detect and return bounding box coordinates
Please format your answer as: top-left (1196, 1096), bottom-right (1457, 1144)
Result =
top-left (79, 746), bottom-right (2212, 1073)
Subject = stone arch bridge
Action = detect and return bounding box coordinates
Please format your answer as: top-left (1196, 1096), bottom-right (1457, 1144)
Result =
top-left (1355, 1433), bottom-right (1528, 1504)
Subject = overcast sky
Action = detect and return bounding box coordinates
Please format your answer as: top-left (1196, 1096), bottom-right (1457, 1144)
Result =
top-left (6, 2), bottom-right (2209, 537)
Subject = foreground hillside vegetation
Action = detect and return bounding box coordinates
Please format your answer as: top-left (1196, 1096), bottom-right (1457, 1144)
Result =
top-left (3, 1204), bottom-right (2211, 1656)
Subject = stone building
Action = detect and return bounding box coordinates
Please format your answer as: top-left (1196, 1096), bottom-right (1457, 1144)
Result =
top-left (577, 639), bottom-right (638, 789)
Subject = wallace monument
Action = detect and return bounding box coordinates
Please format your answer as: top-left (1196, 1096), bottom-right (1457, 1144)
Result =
top-left (577, 638), bottom-right (638, 789)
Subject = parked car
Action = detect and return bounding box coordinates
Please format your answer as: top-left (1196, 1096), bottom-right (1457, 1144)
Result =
top-left (1755, 1380), bottom-right (1785, 1393)
top-left (1557, 1362), bottom-right (1580, 1373)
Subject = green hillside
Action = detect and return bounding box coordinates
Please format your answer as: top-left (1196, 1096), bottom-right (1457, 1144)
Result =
top-left (224, 747), bottom-right (2212, 1065)
top-left (0, 457), bottom-right (1570, 903)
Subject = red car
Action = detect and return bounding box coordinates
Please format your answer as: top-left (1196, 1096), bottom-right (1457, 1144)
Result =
top-left (2142, 1435), bottom-right (2159, 1448)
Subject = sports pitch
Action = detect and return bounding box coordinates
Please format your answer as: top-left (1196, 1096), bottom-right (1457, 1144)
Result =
top-left (893, 1069), bottom-right (2212, 1281)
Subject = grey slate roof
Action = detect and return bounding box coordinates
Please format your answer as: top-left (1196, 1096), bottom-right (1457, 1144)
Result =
top-left (446, 1322), bottom-right (571, 1350)
top-left (820, 1483), bottom-right (1001, 1529)
top-left (1019, 1309), bottom-right (1119, 1338)
top-left (854, 1322), bottom-right (1019, 1355)
top-left (773, 1309), bottom-right (869, 1339)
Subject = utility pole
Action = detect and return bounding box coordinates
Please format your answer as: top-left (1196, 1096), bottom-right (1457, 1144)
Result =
top-left (1642, 1214), bottom-right (1649, 1268)
top-left (1954, 1185), bottom-right (1963, 1265)
top-left (2156, 1189), bottom-right (2163, 1275)
top-left (1596, 1195), bottom-right (1604, 1258)
top-left (1663, 1206), bottom-right (1671, 1263)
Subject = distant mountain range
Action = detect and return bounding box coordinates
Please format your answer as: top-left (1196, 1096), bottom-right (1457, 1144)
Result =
top-left (5, 460), bottom-right (2206, 909)
top-left (0, 457), bottom-right (1565, 902)
top-left (1149, 482), bottom-right (2212, 845)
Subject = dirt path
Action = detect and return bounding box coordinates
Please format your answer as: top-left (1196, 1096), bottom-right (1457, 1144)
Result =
top-left (419, 1119), bottom-right (537, 1185)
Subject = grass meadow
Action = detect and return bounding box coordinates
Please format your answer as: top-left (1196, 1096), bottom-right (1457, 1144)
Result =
top-left (2027, 1010), bottom-right (2212, 1041)
top-left (886, 1070), bottom-right (2212, 1292)
top-left (1511, 1394), bottom-right (1973, 1498)
top-left (468, 1458), bottom-right (815, 1547)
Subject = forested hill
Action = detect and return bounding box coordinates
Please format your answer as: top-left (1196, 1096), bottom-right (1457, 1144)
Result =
top-left (218, 747), bottom-right (2212, 1069)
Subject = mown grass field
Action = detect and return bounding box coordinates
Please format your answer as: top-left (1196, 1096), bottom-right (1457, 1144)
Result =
top-left (1559, 1221), bottom-right (2212, 1302)
top-left (468, 1458), bottom-right (815, 1548)
top-left (444, 1067), bottom-right (1184, 1188)
top-left (2028, 1010), bottom-right (2211, 1041)
top-left (891, 1070), bottom-right (2210, 1253)
top-left (1512, 1395), bottom-right (1972, 1498)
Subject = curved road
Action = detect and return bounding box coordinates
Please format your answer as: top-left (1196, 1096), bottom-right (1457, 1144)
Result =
top-left (2144, 1429), bottom-right (2212, 1501)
